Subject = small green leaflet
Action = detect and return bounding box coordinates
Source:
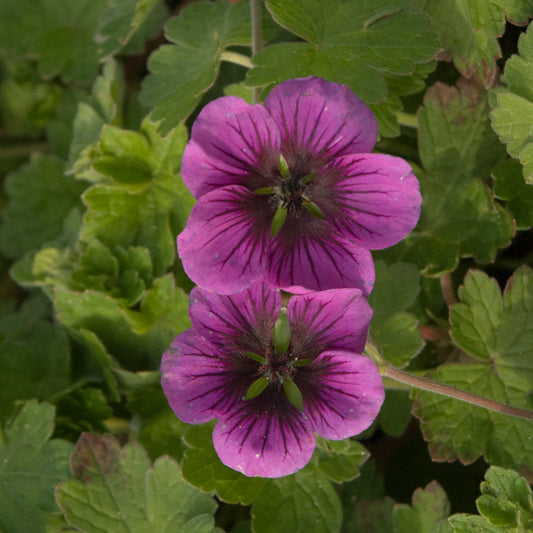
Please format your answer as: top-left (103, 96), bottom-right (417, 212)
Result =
top-left (56, 433), bottom-right (221, 533)
top-left (0, 401), bottom-right (73, 533)
top-left (414, 268), bottom-right (533, 481)
top-left (449, 467), bottom-right (533, 532)
top-left (491, 23), bottom-right (533, 184)
top-left (140, 0), bottom-right (252, 134)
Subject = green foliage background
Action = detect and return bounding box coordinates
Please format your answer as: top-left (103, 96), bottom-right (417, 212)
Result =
top-left (0, 0), bottom-right (532, 532)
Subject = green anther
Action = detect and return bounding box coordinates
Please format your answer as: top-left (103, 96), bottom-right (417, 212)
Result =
top-left (245, 351), bottom-right (267, 364)
top-left (273, 307), bottom-right (291, 354)
top-left (303, 200), bottom-right (326, 219)
top-left (283, 379), bottom-right (304, 410)
top-left (293, 358), bottom-right (312, 367)
top-left (270, 205), bottom-right (287, 237)
top-left (244, 376), bottom-right (270, 400)
top-left (301, 173), bottom-right (317, 185)
top-left (278, 153), bottom-right (290, 179)
top-left (254, 186), bottom-right (276, 195)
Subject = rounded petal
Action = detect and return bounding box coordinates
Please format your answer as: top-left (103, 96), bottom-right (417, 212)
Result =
top-left (161, 330), bottom-right (247, 424)
top-left (326, 154), bottom-right (422, 249)
top-left (213, 391), bottom-right (316, 478)
top-left (298, 351), bottom-right (385, 440)
top-left (188, 283), bottom-right (280, 353)
top-left (264, 77), bottom-right (378, 165)
top-left (177, 185), bottom-right (271, 294)
top-left (268, 212), bottom-right (375, 296)
top-left (287, 289), bottom-right (372, 358)
top-left (182, 96), bottom-right (281, 198)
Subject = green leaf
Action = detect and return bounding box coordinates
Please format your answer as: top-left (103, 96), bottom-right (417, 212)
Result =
top-left (401, 80), bottom-right (513, 275)
top-left (0, 400), bottom-right (73, 533)
top-left (378, 390), bottom-right (413, 438)
top-left (248, 0), bottom-right (438, 135)
top-left (54, 274), bottom-right (190, 370)
top-left (492, 158), bottom-right (533, 230)
top-left (182, 422), bottom-right (268, 505)
top-left (414, 268), bottom-right (533, 480)
top-left (81, 119), bottom-right (192, 274)
top-left (252, 466), bottom-right (342, 533)
top-left (0, 154), bottom-right (87, 259)
top-left (345, 498), bottom-right (395, 533)
top-left (314, 438), bottom-right (369, 483)
top-left (68, 59), bottom-right (126, 179)
top-left (95, 0), bottom-right (167, 60)
top-left (140, 0), bottom-right (251, 134)
top-left (0, 0), bottom-right (107, 81)
top-left (368, 261), bottom-right (423, 367)
top-left (491, 24), bottom-right (533, 184)
top-left (0, 298), bottom-right (71, 420)
top-left (449, 467), bottom-right (533, 532)
top-left (394, 481), bottom-right (451, 533)
top-left (56, 433), bottom-right (219, 533)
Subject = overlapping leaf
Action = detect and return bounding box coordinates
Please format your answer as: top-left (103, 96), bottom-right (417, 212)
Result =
top-left (140, 0), bottom-right (252, 134)
top-left (247, 0), bottom-right (439, 136)
top-left (95, 0), bottom-right (167, 60)
top-left (57, 433), bottom-right (220, 533)
top-left (421, 0), bottom-right (533, 88)
top-left (0, 0), bottom-right (107, 82)
top-left (0, 154), bottom-right (87, 259)
top-left (368, 261), bottom-right (424, 367)
top-left (492, 159), bottom-right (533, 230)
top-left (449, 466), bottom-right (533, 532)
top-left (414, 268), bottom-right (533, 480)
top-left (81, 118), bottom-right (193, 275)
top-left (491, 23), bottom-right (533, 184)
top-left (0, 401), bottom-right (73, 533)
top-left (398, 80), bottom-right (513, 275)
top-left (0, 298), bottom-right (71, 420)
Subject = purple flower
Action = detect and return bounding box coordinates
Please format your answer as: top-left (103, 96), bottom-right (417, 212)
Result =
top-left (178, 76), bottom-right (421, 295)
top-left (161, 282), bottom-right (384, 478)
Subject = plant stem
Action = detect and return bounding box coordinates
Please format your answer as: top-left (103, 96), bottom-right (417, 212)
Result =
top-left (383, 364), bottom-right (533, 421)
top-left (440, 273), bottom-right (457, 306)
top-left (396, 111), bottom-right (418, 128)
top-left (220, 51), bottom-right (254, 69)
top-left (250, 0), bottom-right (262, 103)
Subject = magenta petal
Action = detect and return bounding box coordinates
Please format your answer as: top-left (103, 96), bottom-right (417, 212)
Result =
top-left (177, 185), bottom-right (271, 294)
top-left (264, 77), bottom-right (378, 162)
top-left (188, 283), bottom-right (280, 352)
top-left (212, 397), bottom-right (316, 478)
top-left (299, 351), bottom-right (384, 440)
top-left (287, 289), bottom-right (372, 355)
top-left (330, 154), bottom-right (422, 249)
top-left (268, 213), bottom-right (375, 296)
top-left (161, 330), bottom-right (244, 424)
top-left (181, 96), bottom-right (281, 199)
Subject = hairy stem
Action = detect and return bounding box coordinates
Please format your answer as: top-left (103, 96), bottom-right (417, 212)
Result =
top-left (250, 0), bottom-right (262, 103)
top-left (382, 365), bottom-right (533, 421)
top-left (365, 342), bottom-right (533, 421)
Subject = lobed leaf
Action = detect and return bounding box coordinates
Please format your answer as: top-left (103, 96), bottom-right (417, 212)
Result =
top-left (399, 80), bottom-right (514, 275)
top-left (491, 23), bottom-right (533, 184)
top-left (57, 433), bottom-right (219, 533)
top-left (0, 401), bottom-right (73, 533)
top-left (414, 268), bottom-right (533, 481)
top-left (140, 0), bottom-right (251, 134)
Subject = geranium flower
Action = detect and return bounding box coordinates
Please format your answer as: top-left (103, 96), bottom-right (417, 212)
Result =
top-left (161, 282), bottom-right (384, 478)
top-left (178, 76), bottom-right (421, 295)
